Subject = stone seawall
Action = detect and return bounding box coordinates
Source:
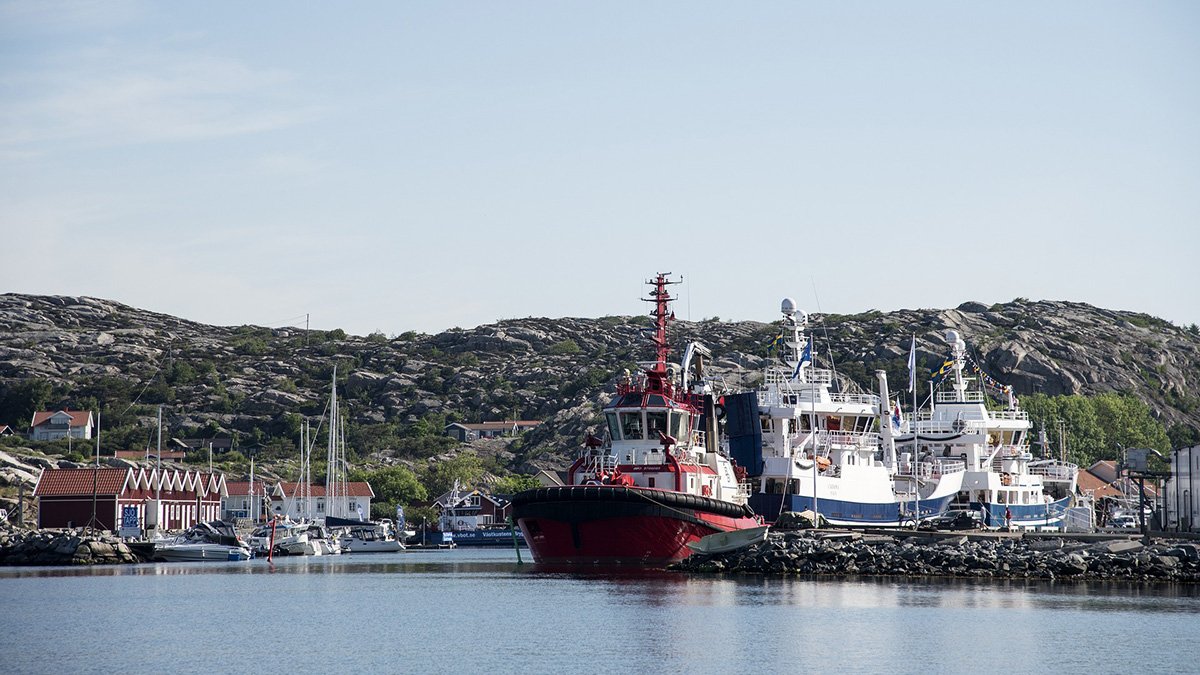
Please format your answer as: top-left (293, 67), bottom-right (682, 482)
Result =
top-left (0, 528), bottom-right (146, 566)
top-left (670, 531), bottom-right (1200, 582)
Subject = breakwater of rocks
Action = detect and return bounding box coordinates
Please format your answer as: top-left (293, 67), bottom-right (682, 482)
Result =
top-left (670, 531), bottom-right (1200, 582)
top-left (0, 528), bottom-right (147, 566)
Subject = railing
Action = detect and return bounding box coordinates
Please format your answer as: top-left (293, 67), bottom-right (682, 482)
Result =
top-left (787, 430), bottom-right (880, 452)
top-left (578, 451), bottom-right (618, 476)
top-left (937, 390), bottom-right (984, 403)
top-left (1028, 461), bottom-right (1079, 481)
top-left (764, 366), bottom-right (833, 387)
top-left (987, 409), bottom-right (1029, 421)
top-left (912, 418), bottom-right (986, 434)
top-left (931, 459), bottom-right (966, 476)
top-left (896, 458), bottom-right (965, 480)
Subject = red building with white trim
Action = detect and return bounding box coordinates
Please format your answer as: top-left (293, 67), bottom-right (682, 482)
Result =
top-left (34, 467), bottom-right (226, 531)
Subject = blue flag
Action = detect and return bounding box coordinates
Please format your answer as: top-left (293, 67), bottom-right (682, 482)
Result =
top-left (791, 336), bottom-right (813, 380)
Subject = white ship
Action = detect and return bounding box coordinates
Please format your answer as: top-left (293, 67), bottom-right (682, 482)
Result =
top-left (729, 299), bottom-right (965, 526)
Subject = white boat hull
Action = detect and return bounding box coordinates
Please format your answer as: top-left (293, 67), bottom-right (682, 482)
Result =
top-left (155, 543), bottom-right (251, 562)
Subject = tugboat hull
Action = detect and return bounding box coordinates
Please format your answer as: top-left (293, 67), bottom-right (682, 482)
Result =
top-left (512, 486), bottom-right (759, 566)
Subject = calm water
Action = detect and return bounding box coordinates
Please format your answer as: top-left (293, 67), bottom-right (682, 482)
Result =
top-left (1, 548), bottom-right (1198, 674)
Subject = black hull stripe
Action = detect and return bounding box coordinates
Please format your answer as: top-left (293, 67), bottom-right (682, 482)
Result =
top-left (511, 485), bottom-right (755, 520)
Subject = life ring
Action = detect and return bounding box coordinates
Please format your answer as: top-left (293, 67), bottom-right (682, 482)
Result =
top-left (1000, 473), bottom-right (1012, 486)
top-left (701, 484), bottom-right (712, 497)
top-left (953, 419), bottom-right (966, 433)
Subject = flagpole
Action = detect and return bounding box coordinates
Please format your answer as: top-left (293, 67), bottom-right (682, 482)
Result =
top-left (908, 335), bottom-right (918, 529)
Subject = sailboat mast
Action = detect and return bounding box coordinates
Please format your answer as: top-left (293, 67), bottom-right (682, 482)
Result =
top-left (326, 366), bottom-right (338, 519)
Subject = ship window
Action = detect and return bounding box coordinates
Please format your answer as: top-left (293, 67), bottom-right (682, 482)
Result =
top-left (761, 418), bottom-right (773, 433)
top-left (620, 412), bottom-right (643, 440)
top-left (670, 412), bottom-right (688, 440)
top-left (647, 395), bottom-right (667, 407)
top-left (606, 413), bottom-right (620, 440)
top-left (648, 477), bottom-right (656, 488)
top-left (646, 411), bottom-right (668, 439)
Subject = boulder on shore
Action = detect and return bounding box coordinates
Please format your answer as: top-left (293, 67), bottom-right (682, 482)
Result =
top-left (670, 531), bottom-right (1200, 582)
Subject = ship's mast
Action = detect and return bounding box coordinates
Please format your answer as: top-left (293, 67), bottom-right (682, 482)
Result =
top-left (640, 273), bottom-right (679, 398)
top-left (947, 330), bottom-right (968, 401)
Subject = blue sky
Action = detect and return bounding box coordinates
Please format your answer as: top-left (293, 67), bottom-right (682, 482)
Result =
top-left (2, 1), bottom-right (1197, 336)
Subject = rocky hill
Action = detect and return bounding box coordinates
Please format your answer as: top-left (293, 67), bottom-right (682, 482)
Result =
top-left (0, 293), bottom-right (1197, 474)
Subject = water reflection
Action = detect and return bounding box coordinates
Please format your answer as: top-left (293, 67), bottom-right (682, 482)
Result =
top-left (3, 549), bottom-right (1199, 674)
top-left (3, 549), bottom-right (1200, 614)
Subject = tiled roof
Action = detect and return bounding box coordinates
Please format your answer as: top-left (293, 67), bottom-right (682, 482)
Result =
top-left (30, 410), bottom-right (92, 428)
top-left (1088, 460), bottom-right (1120, 483)
top-left (34, 468), bottom-right (130, 496)
top-left (276, 482), bottom-right (375, 498)
top-left (225, 481), bottom-right (271, 496)
top-left (1076, 470), bottom-right (1122, 499)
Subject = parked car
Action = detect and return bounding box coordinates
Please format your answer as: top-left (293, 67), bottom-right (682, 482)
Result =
top-left (1111, 514), bottom-right (1139, 529)
top-left (918, 509), bottom-right (985, 531)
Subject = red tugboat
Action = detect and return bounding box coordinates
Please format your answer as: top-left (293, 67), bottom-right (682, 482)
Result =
top-left (511, 273), bottom-right (761, 565)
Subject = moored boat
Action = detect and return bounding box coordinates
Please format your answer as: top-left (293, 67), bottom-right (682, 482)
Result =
top-left (332, 517), bottom-right (405, 553)
top-left (731, 299), bottom-right (965, 527)
top-left (894, 330), bottom-right (1078, 529)
top-left (154, 521), bottom-right (252, 562)
top-left (511, 274), bottom-right (761, 566)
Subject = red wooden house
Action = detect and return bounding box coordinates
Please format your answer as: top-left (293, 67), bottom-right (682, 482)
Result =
top-left (34, 467), bottom-right (226, 531)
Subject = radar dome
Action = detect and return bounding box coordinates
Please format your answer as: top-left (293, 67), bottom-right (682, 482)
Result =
top-left (781, 298), bottom-right (797, 315)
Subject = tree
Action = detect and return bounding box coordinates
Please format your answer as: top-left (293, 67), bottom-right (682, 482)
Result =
top-left (420, 454), bottom-right (484, 497)
top-left (0, 379), bottom-right (57, 427)
top-left (1168, 423), bottom-right (1200, 450)
top-left (1022, 392), bottom-right (1169, 466)
top-left (491, 473), bottom-right (541, 495)
top-left (351, 465), bottom-right (427, 506)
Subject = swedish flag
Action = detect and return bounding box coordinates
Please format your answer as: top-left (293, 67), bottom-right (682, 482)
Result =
top-left (931, 359), bottom-right (954, 385)
top-left (767, 332), bottom-right (784, 352)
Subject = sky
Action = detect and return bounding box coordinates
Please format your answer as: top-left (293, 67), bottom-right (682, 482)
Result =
top-left (1, 1), bottom-right (1197, 336)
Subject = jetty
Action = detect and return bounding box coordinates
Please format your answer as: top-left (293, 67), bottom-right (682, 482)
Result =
top-left (670, 529), bottom-right (1200, 582)
top-left (0, 526), bottom-right (147, 566)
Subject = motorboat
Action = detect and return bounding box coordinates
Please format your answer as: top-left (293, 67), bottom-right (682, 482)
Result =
top-left (154, 521), bottom-right (252, 562)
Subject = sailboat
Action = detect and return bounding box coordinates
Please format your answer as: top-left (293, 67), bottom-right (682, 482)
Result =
top-left (274, 370), bottom-right (348, 555)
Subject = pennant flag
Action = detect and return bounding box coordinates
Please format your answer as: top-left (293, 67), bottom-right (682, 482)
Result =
top-left (907, 336), bottom-right (916, 393)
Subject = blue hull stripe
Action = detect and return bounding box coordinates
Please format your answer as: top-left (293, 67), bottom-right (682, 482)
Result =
top-left (750, 493), bottom-right (955, 527)
top-left (972, 496), bottom-right (1073, 527)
